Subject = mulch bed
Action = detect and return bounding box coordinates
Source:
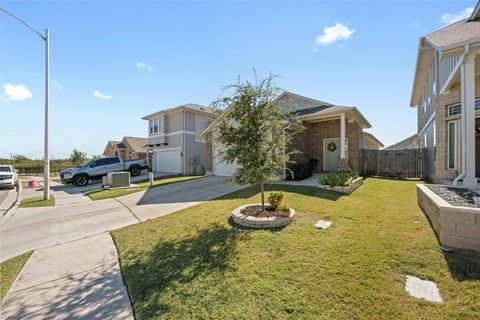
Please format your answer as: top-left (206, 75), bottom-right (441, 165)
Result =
top-left (426, 185), bottom-right (478, 208)
top-left (240, 205), bottom-right (287, 218)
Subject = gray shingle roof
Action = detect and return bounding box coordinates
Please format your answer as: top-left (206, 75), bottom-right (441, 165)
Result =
top-left (425, 18), bottom-right (480, 50)
top-left (122, 136), bottom-right (148, 153)
top-left (292, 105), bottom-right (331, 116)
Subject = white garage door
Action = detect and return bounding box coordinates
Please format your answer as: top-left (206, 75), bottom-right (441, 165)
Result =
top-left (213, 145), bottom-right (238, 177)
top-left (154, 149), bottom-right (181, 173)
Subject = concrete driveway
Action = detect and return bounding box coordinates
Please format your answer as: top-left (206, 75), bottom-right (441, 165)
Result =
top-left (0, 176), bottom-right (244, 319)
top-left (117, 176), bottom-right (244, 221)
top-left (0, 176), bottom-right (243, 261)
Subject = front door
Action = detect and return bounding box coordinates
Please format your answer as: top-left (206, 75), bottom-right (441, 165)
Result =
top-left (324, 138), bottom-right (341, 172)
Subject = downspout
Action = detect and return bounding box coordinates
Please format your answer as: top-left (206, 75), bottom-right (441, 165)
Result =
top-left (183, 109), bottom-right (186, 175)
top-left (453, 44), bottom-right (469, 186)
top-left (282, 122), bottom-right (291, 180)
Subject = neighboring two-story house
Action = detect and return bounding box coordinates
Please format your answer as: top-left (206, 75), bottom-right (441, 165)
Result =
top-left (410, 5), bottom-right (480, 188)
top-left (203, 91), bottom-right (377, 177)
top-left (142, 104), bottom-right (214, 174)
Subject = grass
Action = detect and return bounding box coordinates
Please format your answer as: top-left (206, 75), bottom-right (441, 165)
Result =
top-left (112, 178), bottom-right (480, 320)
top-left (0, 251), bottom-right (32, 301)
top-left (19, 195), bottom-right (55, 208)
top-left (85, 175), bottom-right (203, 201)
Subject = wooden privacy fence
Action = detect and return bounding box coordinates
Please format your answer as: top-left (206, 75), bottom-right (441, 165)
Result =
top-left (360, 148), bottom-right (428, 180)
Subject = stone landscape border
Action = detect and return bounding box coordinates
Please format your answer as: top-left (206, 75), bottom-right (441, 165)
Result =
top-left (417, 184), bottom-right (480, 251)
top-left (232, 204), bottom-right (295, 229)
top-left (318, 176), bottom-right (363, 195)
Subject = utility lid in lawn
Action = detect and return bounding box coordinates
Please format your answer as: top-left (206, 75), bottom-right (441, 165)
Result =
top-left (314, 220), bottom-right (332, 229)
top-left (405, 275), bottom-right (442, 303)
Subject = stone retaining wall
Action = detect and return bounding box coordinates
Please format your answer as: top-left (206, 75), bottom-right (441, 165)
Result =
top-left (232, 204), bottom-right (295, 229)
top-left (318, 177), bottom-right (363, 195)
top-left (417, 184), bottom-right (480, 251)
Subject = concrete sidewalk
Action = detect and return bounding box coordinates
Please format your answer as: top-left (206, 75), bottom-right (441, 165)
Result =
top-left (0, 233), bottom-right (133, 320)
top-left (0, 188), bottom-right (17, 216)
top-left (0, 199), bottom-right (138, 262)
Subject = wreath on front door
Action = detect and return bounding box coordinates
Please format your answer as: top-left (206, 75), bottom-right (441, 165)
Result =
top-left (327, 142), bottom-right (337, 152)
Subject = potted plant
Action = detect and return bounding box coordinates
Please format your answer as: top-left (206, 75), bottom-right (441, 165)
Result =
top-left (268, 192), bottom-right (284, 209)
top-left (473, 196), bottom-right (480, 208)
top-left (278, 205), bottom-right (290, 217)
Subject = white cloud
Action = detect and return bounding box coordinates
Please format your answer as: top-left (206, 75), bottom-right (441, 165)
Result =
top-left (93, 90), bottom-right (112, 100)
top-left (136, 61), bottom-right (153, 71)
top-left (440, 7), bottom-right (474, 26)
top-left (315, 23), bottom-right (355, 46)
top-left (2, 84), bottom-right (33, 101)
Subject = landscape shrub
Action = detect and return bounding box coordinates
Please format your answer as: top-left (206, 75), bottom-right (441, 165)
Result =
top-left (320, 169), bottom-right (358, 187)
top-left (286, 162), bottom-right (313, 180)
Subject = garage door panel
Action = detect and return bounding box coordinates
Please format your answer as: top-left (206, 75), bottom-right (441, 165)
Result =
top-left (213, 145), bottom-right (238, 177)
top-left (154, 150), bottom-right (181, 173)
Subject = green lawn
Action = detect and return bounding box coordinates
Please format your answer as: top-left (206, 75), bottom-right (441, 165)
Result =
top-left (19, 195), bottom-right (55, 208)
top-left (112, 178), bottom-right (480, 320)
top-left (85, 175), bottom-right (203, 201)
top-left (0, 252), bottom-right (32, 301)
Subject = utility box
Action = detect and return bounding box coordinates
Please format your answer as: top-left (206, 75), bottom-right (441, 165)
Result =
top-left (108, 171), bottom-right (130, 188)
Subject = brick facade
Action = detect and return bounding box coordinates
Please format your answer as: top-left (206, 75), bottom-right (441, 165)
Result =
top-left (291, 119), bottom-right (362, 173)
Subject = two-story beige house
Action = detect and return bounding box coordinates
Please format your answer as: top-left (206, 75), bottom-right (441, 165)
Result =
top-left (142, 104), bottom-right (214, 174)
top-left (411, 5), bottom-right (480, 188)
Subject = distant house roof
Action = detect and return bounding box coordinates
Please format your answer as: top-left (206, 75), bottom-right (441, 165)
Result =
top-left (362, 132), bottom-right (384, 148)
top-left (103, 137), bottom-right (148, 155)
top-left (142, 103), bottom-right (214, 120)
top-left (384, 134), bottom-right (419, 150)
top-left (122, 136), bottom-right (148, 153)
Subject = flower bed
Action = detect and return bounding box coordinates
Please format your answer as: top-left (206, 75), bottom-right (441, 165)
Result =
top-left (232, 204), bottom-right (295, 229)
top-left (417, 184), bottom-right (480, 250)
top-left (318, 169), bottom-right (363, 194)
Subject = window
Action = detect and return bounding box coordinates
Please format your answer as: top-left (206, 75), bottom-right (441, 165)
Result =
top-left (448, 104), bottom-right (461, 116)
top-left (447, 98), bottom-right (480, 116)
top-left (195, 115), bottom-right (208, 142)
top-left (448, 121), bottom-right (456, 170)
top-left (149, 116), bottom-right (162, 134)
top-left (105, 157), bottom-right (121, 165)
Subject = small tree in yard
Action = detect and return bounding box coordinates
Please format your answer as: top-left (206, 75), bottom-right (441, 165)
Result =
top-left (69, 149), bottom-right (87, 166)
top-left (212, 74), bottom-right (300, 210)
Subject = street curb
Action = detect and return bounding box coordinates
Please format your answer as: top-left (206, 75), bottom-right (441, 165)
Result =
top-left (0, 183), bottom-right (23, 227)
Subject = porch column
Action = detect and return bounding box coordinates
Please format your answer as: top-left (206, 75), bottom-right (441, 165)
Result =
top-left (340, 113), bottom-right (346, 159)
top-left (462, 53), bottom-right (477, 188)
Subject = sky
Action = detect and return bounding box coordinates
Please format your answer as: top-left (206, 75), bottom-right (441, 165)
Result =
top-left (0, 0), bottom-right (476, 159)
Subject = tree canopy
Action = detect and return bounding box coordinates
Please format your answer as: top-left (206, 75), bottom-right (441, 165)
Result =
top-left (212, 74), bottom-right (301, 209)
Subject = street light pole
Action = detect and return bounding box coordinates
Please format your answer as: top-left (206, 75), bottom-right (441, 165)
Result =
top-left (44, 28), bottom-right (50, 200)
top-left (0, 8), bottom-right (50, 200)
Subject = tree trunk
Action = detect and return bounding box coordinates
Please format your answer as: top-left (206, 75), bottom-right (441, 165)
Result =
top-left (260, 181), bottom-right (265, 211)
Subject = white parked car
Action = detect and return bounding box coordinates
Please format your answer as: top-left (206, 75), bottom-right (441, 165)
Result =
top-left (0, 165), bottom-right (19, 189)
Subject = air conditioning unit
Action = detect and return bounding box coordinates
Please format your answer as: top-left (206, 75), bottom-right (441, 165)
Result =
top-left (108, 171), bottom-right (130, 188)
